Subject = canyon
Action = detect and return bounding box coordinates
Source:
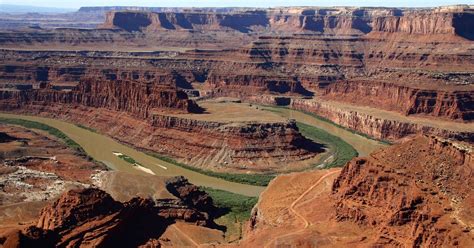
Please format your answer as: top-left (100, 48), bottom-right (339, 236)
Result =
top-left (1, 132), bottom-right (472, 247)
top-left (0, 123), bottom-right (228, 247)
top-left (0, 7), bottom-right (472, 147)
top-left (0, 4), bottom-right (472, 247)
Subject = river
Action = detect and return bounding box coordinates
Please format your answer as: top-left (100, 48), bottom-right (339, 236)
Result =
top-left (0, 109), bottom-right (386, 197)
top-left (0, 113), bottom-right (265, 196)
top-left (259, 106), bottom-right (387, 156)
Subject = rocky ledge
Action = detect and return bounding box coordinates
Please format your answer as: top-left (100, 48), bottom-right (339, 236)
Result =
top-left (244, 95), bottom-right (474, 143)
top-left (100, 7), bottom-right (474, 39)
top-left (332, 135), bottom-right (474, 246)
top-left (0, 176), bottom-right (218, 247)
top-left (241, 135), bottom-right (473, 247)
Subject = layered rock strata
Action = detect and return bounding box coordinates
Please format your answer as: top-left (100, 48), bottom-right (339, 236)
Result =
top-left (1, 16), bottom-right (473, 122)
top-left (241, 135), bottom-right (473, 247)
top-left (242, 95), bottom-right (473, 143)
top-left (0, 77), bottom-right (200, 119)
top-left (0, 6), bottom-right (472, 164)
top-left (321, 80), bottom-right (474, 121)
top-left (1, 103), bottom-right (317, 172)
top-left (98, 7), bottom-right (474, 39)
top-left (0, 56), bottom-right (321, 172)
top-left (332, 136), bottom-right (474, 246)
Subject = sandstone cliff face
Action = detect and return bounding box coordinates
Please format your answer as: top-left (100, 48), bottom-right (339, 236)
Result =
top-left (332, 136), bottom-right (474, 247)
top-left (148, 114), bottom-right (318, 170)
top-left (372, 11), bottom-right (474, 39)
top-left (0, 78), bottom-right (200, 119)
top-left (100, 10), bottom-right (373, 34)
top-left (291, 99), bottom-right (473, 142)
top-left (99, 8), bottom-right (474, 39)
top-left (1, 179), bottom-right (219, 247)
top-left (205, 73), bottom-right (311, 96)
top-left (165, 176), bottom-right (215, 215)
top-left (322, 80), bottom-right (474, 121)
top-left (244, 95), bottom-right (474, 143)
top-left (242, 36), bottom-right (365, 66)
top-left (36, 188), bottom-right (122, 232)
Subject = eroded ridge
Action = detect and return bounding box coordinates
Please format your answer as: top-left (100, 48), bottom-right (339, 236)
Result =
top-left (241, 135), bottom-right (474, 247)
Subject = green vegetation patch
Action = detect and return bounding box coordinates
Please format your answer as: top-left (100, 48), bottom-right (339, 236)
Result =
top-left (147, 152), bottom-right (275, 186)
top-left (297, 109), bottom-right (392, 145)
top-left (297, 122), bottom-right (358, 168)
top-left (202, 186), bottom-right (258, 219)
top-left (75, 124), bottom-right (97, 133)
top-left (201, 186), bottom-right (258, 241)
top-left (113, 152), bottom-right (144, 167)
top-left (263, 106), bottom-right (391, 145)
top-left (0, 117), bottom-right (88, 156)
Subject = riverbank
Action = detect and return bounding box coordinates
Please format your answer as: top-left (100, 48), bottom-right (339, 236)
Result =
top-left (0, 111), bottom-right (382, 242)
top-left (0, 113), bottom-right (265, 197)
top-left (260, 106), bottom-right (387, 156)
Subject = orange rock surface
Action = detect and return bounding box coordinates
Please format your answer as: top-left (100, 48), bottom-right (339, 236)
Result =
top-left (240, 136), bottom-right (474, 247)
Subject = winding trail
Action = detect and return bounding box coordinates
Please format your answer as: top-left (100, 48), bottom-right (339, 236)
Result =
top-left (264, 169), bottom-right (341, 248)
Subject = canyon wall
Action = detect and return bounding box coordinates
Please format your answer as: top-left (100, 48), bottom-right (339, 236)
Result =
top-left (332, 136), bottom-right (473, 246)
top-left (0, 54), bottom-right (321, 172)
top-left (99, 8), bottom-right (474, 39)
top-left (0, 78), bottom-right (200, 119)
top-left (372, 11), bottom-right (474, 39)
top-left (0, 6), bottom-right (472, 149)
top-left (100, 10), bottom-right (371, 34)
top-left (0, 103), bottom-right (318, 172)
top-left (289, 98), bottom-right (473, 142)
top-left (321, 80), bottom-right (474, 121)
top-left (244, 95), bottom-right (474, 143)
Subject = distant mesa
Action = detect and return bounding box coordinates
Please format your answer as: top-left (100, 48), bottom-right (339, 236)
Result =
top-left (98, 7), bottom-right (474, 40)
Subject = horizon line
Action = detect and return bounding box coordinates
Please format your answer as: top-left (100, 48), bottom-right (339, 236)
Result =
top-left (2, 3), bottom-right (473, 10)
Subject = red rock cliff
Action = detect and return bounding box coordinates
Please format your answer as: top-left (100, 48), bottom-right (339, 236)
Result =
top-left (99, 8), bottom-right (474, 40)
top-left (332, 136), bottom-right (474, 247)
top-left (372, 11), bottom-right (474, 39)
top-left (0, 78), bottom-right (201, 119)
top-left (322, 80), bottom-right (474, 121)
top-left (1, 178), bottom-right (219, 247)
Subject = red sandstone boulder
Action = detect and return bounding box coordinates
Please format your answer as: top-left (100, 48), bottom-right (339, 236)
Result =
top-left (36, 188), bottom-right (121, 232)
top-left (1, 181), bottom-right (217, 247)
